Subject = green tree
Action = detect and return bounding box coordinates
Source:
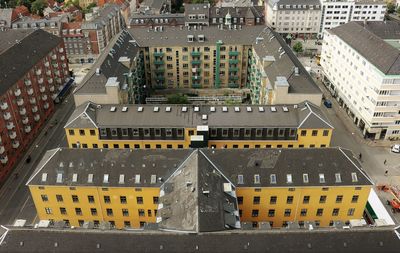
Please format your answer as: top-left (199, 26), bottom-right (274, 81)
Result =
top-left (167, 94), bottom-right (189, 104)
top-left (31, 0), bottom-right (47, 15)
top-left (16, 0), bottom-right (31, 10)
top-left (387, 2), bottom-right (396, 13)
top-left (293, 42), bottom-right (303, 55)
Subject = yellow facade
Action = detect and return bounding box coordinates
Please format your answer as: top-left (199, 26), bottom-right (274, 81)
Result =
top-left (237, 186), bottom-right (371, 227)
top-left (30, 185), bottom-right (160, 229)
top-left (65, 128), bottom-right (333, 149)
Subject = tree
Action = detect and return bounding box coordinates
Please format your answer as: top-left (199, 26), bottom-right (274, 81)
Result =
top-left (387, 2), bottom-right (396, 13)
top-left (167, 94), bottom-right (189, 104)
top-left (16, 0), bottom-right (31, 11)
top-left (31, 0), bottom-right (47, 16)
top-left (293, 42), bottom-right (303, 55)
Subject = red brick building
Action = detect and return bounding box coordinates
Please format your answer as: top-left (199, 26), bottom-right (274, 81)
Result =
top-left (0, 29), bottom-right (69, 183)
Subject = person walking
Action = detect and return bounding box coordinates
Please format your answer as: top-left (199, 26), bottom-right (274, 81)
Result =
top-left (358, 153), bottom-right (362, 160)
top-left (384, 159), bottom-right (387, 165)
top-left (385, 170), bottom-right (388, 176)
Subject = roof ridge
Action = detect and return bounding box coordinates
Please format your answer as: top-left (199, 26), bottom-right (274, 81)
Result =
top-left (305, 102), bottom-right (334, 129)
top-left (337, 147), bottom-right (374, 185)
top-left (25, 148), bottom-right (61, 186)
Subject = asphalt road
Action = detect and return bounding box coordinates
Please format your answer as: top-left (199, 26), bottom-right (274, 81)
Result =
top-left (0, 93), bottom-right (75, 225)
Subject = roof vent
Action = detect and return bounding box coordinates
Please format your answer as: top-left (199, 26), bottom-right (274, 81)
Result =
top-left (110, 106), bottom-right (116, 112)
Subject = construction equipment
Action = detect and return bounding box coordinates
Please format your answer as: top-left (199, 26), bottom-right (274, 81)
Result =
top-left (377, 184), bottom-right (400, 213)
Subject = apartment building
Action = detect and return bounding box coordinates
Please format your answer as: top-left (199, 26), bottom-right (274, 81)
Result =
top-left (0, 29), bottom-right (69, 183)
top-left (27, 147), bottom-right (373, 229)
top-left (64, 101), bottom-right (333, 150)
top-left (74, 30), bottom-right (146, 106)
top-left (265, 0), bottom-right (322, 38)
top-left (11, 14), bottom-right (69, 36)
top-left (320, 21), bottom-right (400, 140)
top-left (128, 25), bottom-right (321, 104)
top-left (320, 0), bottom-right (386, 33)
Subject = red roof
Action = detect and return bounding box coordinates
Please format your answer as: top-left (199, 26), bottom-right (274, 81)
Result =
top-left (62, 22), bottom-right (82, 30)
top-left (13, 5), bottom-right (30, 18)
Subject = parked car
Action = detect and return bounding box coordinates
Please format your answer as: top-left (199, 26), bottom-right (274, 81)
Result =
top-left (391, 144), bottom-right (400, 153)
top-left (323, 100), bottom-right (332, 108)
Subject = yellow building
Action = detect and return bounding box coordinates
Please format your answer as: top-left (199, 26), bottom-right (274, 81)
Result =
top-left (64, 101), bottom-right (333, 150)
top-left (27, 147), bottom-right (373, 230)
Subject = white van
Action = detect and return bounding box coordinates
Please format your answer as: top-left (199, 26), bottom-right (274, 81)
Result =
top-left (391, 144), bottom-right (400, 153)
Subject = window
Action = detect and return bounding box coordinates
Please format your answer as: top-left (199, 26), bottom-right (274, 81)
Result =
top-left (319, 174), bottom-right (325, 183)
top-left (148, 209), bottom-right (152, 217)
top-left (90, 129), bottom-right (96, 136)
top-left (153, 196), bottom-right (159, 204)
top-left (335, 173), bottom-right (342, 183)
top-left (93, 144), bottom-right (98, 148)
top-left (351, 173), bottom-right (358, 182)
top-left (144, 128), bottom-right (150, 136)
top-left (72, 195), bottom-right (79, 203)
top-left (268, 209), bottom-right (275, 217)
top-left (41, 194), bottom-right (48, 202)
top-left (88, 195), bottom-right (95, 203)
top-left (154, 128), bottom-right (161, 136)
top-left (238, 174), bottom-right (244, 184)
top-left (336, 195), bottom-right (343, 203)
top-left (79, 129), bottom-right (85, 136)
top-left (124, 221), bottom-right (131, 228)
top-left (284, 209), bottom-right (291, 217)
top-left (45, 207), bottom-right (52, 214)
top-left (300, 208), bottom-right (307, 216)
top-left (287, 196), bottom-right (294, 204)
top-left (267, 129), bottom-right (273, 137)
top-left (303, 196), bottom-right (310, 204)
top-left (332, 208), bottom-right (339, 216)
top-left (113, 144), bottom-right (119, 148)
top-left (303, 173), bottom-right (309, 183)
top-left (278, 129), bottom-right (285, 137)
top-left (60, 207), bottom-right (67, 215)
top-left (347, 208), bottom-right (355, 216)
top-left (91, 208), bottom-right (97, 216)
top-left (323, 130), bottom-right (329, 136)
top-left (312, 130), bottom-right (318, 136)
top-left (138, 209), bottom-right (145, 217)
top-left (145, 144), bottom-right (151, 149)
top-left (320, 195), bottom-right (327, 203)
top-left (122, 128), bottom-right (128, 136)
top-left (68, 129), bottom-right (75, 135)
top-left (301, 130), bottom-right (307, 136)
top-left (165, 129), bottom-right (172, 137)
top-left (237, 196), bottom-right (243, 205)
top-left (122, 209), bottom-right (129, 216)
top-left (104, 196), bottom-right (111, 203)
top-left (56, 195), bottom-right (63, 202)
top-left (106, 208), bottom-right (113, 216)
top-left (103, 144), bottom-right (109, 148)
top-left (75, 208), bottom-right (82, 215)
top-left (244, 129), bottom-right (251, 137)
top-left (316, 208), bottom-right (323, 216)
top-left (270, 174), bottom-right (277, 184)
top-left (253, 196), bottom-right (260, 204)
top-left (351, 195), bottom-right (359, 203)
top-left (256, 129), bottom-right (262, 137)
top-left (132, 128), bottom-right (139, 136)
top-left (222, 128), bottom-right (228, 137)
top-left (252, 210), bottom-right (259, 217)
top-left (137, 196), bottom-right (143, 204)
top-left (120, 196), bottom-right (127, 204)
top-left (270, 196), bottom-right (277, 204)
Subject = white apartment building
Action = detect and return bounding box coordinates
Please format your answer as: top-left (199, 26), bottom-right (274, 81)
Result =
top-left (265, 0), bottom-right (322, 38)
top-left (320, 0), bottom-right (386, 34)
top-left (321, 21), bottom-right (400, 140)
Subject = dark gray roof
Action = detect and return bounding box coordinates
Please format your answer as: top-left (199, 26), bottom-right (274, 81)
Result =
top-left (81, 4), bottom-right (120, 29)
top-left (329, 22), bottom-right (400, 75)
top-left (201, 147), bottom-right (373, 187)
top-left (1, 227), bottom-right (399, 252)
top-left (209, 6), bottom-right (264, 19)
top-left (355, 21), bottom-right (400, 40)
top-left (64, 101), bottom-right (333, 129)
top-left (26, 148), bottom-right (193, 187)
top-left (0, 29), bottom-right (62, 96)
top-left (269, 0), bottom-right (321, 9)
top-left (27, 147), bottom-right (371, 189)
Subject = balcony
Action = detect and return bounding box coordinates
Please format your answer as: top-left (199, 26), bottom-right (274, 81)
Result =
top-left (0, 146), bottom-right (4, 154)
top-left (1, 103), bottom-right (8, 110)
top-left (44, 102), bottom-right (49, 109)
top-left (6, 122), bottom-right (14, 130)
top-left (51, 54), bottom-right (57, 60)
top-left (58, 85), bottom-right (63, 91)
top-left (49, 85), bottom-right (55, 92)
top-left (36, 69), bottom-right (42, 76)
top-left (52, 63), bottom-right (58, 68)
top-left (1, 156), bottom-right (8, 164)
top-left (191, 60), bottom-right (201, 65)
top-left (59, 48), bottom-right (64, 53)
top-left (38, 78), bottom-right (44, 84)
top-left (14, 89), bottom-right (21, 97)
top-left (17, 98), bottom-right (24, 106)
top-left (229, 83), bottom-right (240, 88)
top-left (48, 78), bottom-right (53, 84)
top-left (192, 76), bottom-right (201, 81)
top-left (32, 106), bottom-right (38, 113)
top-left (61, 55), bottom-right (65, 61)
top-left (229, 67), bottom-right (239, 72)
top-left (56, 78), bottom-right (62, 84)
top-left (22, 117), bottom-right (29, 125)
top-left (55, 70), bottom-right (61, 76)
top-left (40, 86), bottom-right (46, 93)
top-left (9, 131), bottom-right (16, 139)
top-left (19, 108), bottom-right (26, 115)
top-left (30, 98), bottom-right (36, 104)
top-left (62, 63), bottom-right (67, 68)
top-left (153, 52), bottom-right (164, 57)
top-left (51, 94), bottom-right (58, 100)
top-left (229, 59), bottom-right (239, 64)
top-left (64, 70), bottom-right (69, 75)
top-left (3, 112), bottom-right (11, 120)
top-left (46, 70), bottom-right (51, 76)
top-left (229, 51), bottom-right (239, 56)
top-left (34, 114), bottom-right (40, 122)
top-left (44, 61), bottom-right (50, 67)
top-left (12, 141), bottom-right (20, 149)
top-left (155, 76), bottom-right (165, 81)
top-left (191, 51), bottom-right (201, 56)
top-left (24, 126), bottom-right (31, 133)
top-left (27, 88), bottom-right (34, 95)
top-left (155, 67), bottom-right (165, 73)
top-left (25, 80), bottom-right (32, 86)
top-left (154, 60), bottom-right (164, 65)
top-left (42, 95), bottom-right (48, 101)
top-left (192, 83), bottom-right (202, 88)
top-left (229, 75), bottom-right (239, 80)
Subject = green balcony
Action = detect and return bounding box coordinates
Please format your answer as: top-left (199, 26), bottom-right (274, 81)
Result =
top-left (192, 76), bottom-right (202, 81)
top-left (193, 68), bottom-right (202, 73)
top-left (229, 76), bottom-right (239, 80)
top-left (155, 67), bottom-right (165, 72)
top-left (229, 59), bottom-right (239, 64)
top-left (154, 60), bottom-right (164, 65)
top-left (228, 83), bottom-right (239, 88)
top-left (153, 52), bottom-right (164, 57)
top-left (191, 51), bottom-right (201, 56)
top-left (154, 84), bottom-right (166, 89)
top-left (155, 76), bottom-right (165, 81)
top-left (191, 60), bottom-right (201, 65)
top-left (192, 83), bottom-right (202, 88)
top-left (229, 51), bottom-right (239, 56)
top-left (229, 67), bottom-right (239, 72)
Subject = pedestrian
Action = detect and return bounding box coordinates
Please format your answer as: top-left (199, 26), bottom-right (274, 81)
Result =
top-left (358, 153), bottom-right (362, 160)
top-left (384, 159), bottom-right (387, 165)
top-left (385, 170), bottom-right (388, 176)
